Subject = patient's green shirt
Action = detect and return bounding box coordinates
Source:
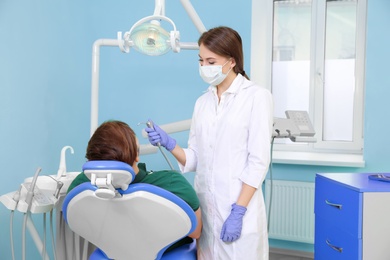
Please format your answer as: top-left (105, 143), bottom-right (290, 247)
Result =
top-left (67, 162), bottom-right (199, 253)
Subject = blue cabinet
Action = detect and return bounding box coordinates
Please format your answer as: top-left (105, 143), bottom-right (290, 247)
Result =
top-left (315, 173), bottom-right (390, 260)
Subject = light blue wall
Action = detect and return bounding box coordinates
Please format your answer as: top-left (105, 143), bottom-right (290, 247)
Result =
top-left (0, 0), bottom-right (388, 258)
top-left (363, 0), bottom-right (390, 171)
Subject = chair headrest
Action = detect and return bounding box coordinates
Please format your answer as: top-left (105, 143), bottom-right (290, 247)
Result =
top-left (83, 160), bottom-right (136, 197)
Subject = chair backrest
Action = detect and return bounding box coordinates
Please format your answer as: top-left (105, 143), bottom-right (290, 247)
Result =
top-left (62, 161), bottom-right (197, 260)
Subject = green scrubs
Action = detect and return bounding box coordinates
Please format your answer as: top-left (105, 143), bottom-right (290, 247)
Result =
top-left (67, 162), bottom-right (200, 253)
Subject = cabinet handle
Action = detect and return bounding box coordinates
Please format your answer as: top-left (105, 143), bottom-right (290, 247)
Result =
top-left (325, 199), bottom-right (342, 209)
top-left (326, 239), bottom-right (343, 253)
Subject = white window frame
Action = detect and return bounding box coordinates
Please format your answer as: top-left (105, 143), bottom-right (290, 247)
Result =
top-left (251, 0), bottom-right (366, 167)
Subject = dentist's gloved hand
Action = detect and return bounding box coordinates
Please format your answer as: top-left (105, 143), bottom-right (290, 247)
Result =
top-left (145, 120), bottom-right (177, 152)
top-left (220, 203), bottom-right (247, 242)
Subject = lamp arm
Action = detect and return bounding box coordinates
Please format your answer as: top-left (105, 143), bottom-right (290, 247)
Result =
top-left (180, 0), bottom-right (207, 34)
top-left (179, 42), bottom-right (199, 50)
top-left (153, 0), bottom-right (165, 16)
top-left (90, 38), bottom-right (121, 136)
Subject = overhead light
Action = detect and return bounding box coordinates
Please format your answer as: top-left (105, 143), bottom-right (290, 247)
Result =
top-left (118, 1), bottom-right (181, 56)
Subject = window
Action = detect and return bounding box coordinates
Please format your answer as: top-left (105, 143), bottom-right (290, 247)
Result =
top-left (251, 0), bottom-right (366, 167)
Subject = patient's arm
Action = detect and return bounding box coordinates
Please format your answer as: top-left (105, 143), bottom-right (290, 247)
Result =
top-left (188, 208), bottom-right (202, 239)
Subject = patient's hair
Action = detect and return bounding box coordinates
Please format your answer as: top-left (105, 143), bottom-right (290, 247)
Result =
top-left (198, 26), bottom-right (249, 80)
top-left (86, 120), bottom-right (138, 166)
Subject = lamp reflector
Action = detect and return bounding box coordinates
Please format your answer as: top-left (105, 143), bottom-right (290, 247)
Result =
top-left (129, 21), bottom-right (171, 56)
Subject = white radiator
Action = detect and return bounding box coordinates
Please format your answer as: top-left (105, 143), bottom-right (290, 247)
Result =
top-left (265, 179), bottom-right (315, 244)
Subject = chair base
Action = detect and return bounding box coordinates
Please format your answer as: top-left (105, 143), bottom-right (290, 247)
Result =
top-left (89, 239), bottom-right (197, 260)
top-left (90, 248), bottom-right (111, 260)
top-left (161, 239), bottom-right (197, 260)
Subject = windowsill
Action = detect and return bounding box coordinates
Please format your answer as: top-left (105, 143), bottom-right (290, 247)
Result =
top-left (272, 150), bottom-right (365, 167)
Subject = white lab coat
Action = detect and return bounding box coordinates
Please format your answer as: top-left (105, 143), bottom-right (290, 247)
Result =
top-left (179, 74), bottom-right (273, 260)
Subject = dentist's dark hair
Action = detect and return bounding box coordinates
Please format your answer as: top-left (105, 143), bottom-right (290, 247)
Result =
top-left (86, 120), bottom-right (138, 166)
top-left (198, 26), bottom-right (249, 80)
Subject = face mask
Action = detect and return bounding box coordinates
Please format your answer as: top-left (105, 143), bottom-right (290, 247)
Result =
top-left (199, 59), bottom-right (232, 86)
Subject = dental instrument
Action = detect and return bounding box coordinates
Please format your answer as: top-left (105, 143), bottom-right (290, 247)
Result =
top-left (22, 167), bottom-right (50, 260)
top-left (57, 146), bottom-right (74, 179)
top-left (25, 167), bottom-right (42, 212)
top-left (141, 119), bottom-right (192, 139)
top-left (10, 210), bottom-right (16, 260)
top-left (48, 175), bottom-right (65, 199)
top-left (10, 185), bottom-right (23, 260)
top-left (47, 175), bottom-right (63, 260)
top-left (147, 120), bottom-right (175, 170)
top-left (138, 121), bottom-right (175, 170)
top-left (42, 213), bottom-right (47, 260)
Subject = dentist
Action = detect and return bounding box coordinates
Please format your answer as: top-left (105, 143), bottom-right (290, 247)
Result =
top-left (146, 26), bottom-right (273, 260)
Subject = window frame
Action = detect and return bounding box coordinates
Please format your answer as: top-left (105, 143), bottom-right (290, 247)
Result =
top-left (250, 0), bottom-right (366, 167)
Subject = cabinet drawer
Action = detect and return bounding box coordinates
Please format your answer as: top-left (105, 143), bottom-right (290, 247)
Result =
top-left (315, 216), bottom-right (361, 260)
top-left (315, 176), bottom-right (362, 237)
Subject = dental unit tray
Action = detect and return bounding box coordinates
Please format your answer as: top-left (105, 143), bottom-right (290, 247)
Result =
top-left (368, 174), bottom-right (390, 183)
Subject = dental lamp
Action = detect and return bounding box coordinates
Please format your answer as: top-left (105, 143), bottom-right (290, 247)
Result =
top-left (90, 0), bottom-right (207, 140)
top-left (119, 15), bottom-right (180, 55)
top-left (118, 0), bottom-right (206, 55)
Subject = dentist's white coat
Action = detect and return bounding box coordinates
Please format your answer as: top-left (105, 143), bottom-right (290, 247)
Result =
top-left (179, 74), bottom-right (273, 260)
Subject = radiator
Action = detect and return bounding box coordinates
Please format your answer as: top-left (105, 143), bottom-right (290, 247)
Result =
top-left (265, 179), bottom-right (315, 244)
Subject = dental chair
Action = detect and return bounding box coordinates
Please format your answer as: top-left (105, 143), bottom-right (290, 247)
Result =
top-left (62, 160), bottom-right (197, 260)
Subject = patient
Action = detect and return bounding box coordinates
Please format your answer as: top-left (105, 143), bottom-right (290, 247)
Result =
top-left (67, 120), bottom-right (202, 253)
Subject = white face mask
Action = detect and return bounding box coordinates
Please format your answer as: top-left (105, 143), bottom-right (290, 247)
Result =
top-left (199, 59), bottom-right (232, 86)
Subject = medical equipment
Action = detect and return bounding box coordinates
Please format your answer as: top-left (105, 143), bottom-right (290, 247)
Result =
top-left (267, 110), bottom-right (316, 230)
top-left (57, 146), bottom-right (74, 179)
top-left (273, 110), bottom-right (316, 142)
top-left (118, 0), bottom-right (206, 55)
top-left (89, 0), bottom-right (207, 136)
top-left (144, 120), bottom-right (175, 170)
top-left (62, 160), bottom-right (197, 260)
top-left (141, 119), bottom-right (191, 140)
top-left (0, 146), bottom-right (78, 260)
top-left (1, 146), bottom-right (77, 213)
top-left (22, 167), bottom-right (44, 260)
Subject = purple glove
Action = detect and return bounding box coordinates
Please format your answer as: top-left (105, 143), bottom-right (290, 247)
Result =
top-left (220, 203), bottom-right (247, 242)
top-left (144, 120), bottom-right (176, 152)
